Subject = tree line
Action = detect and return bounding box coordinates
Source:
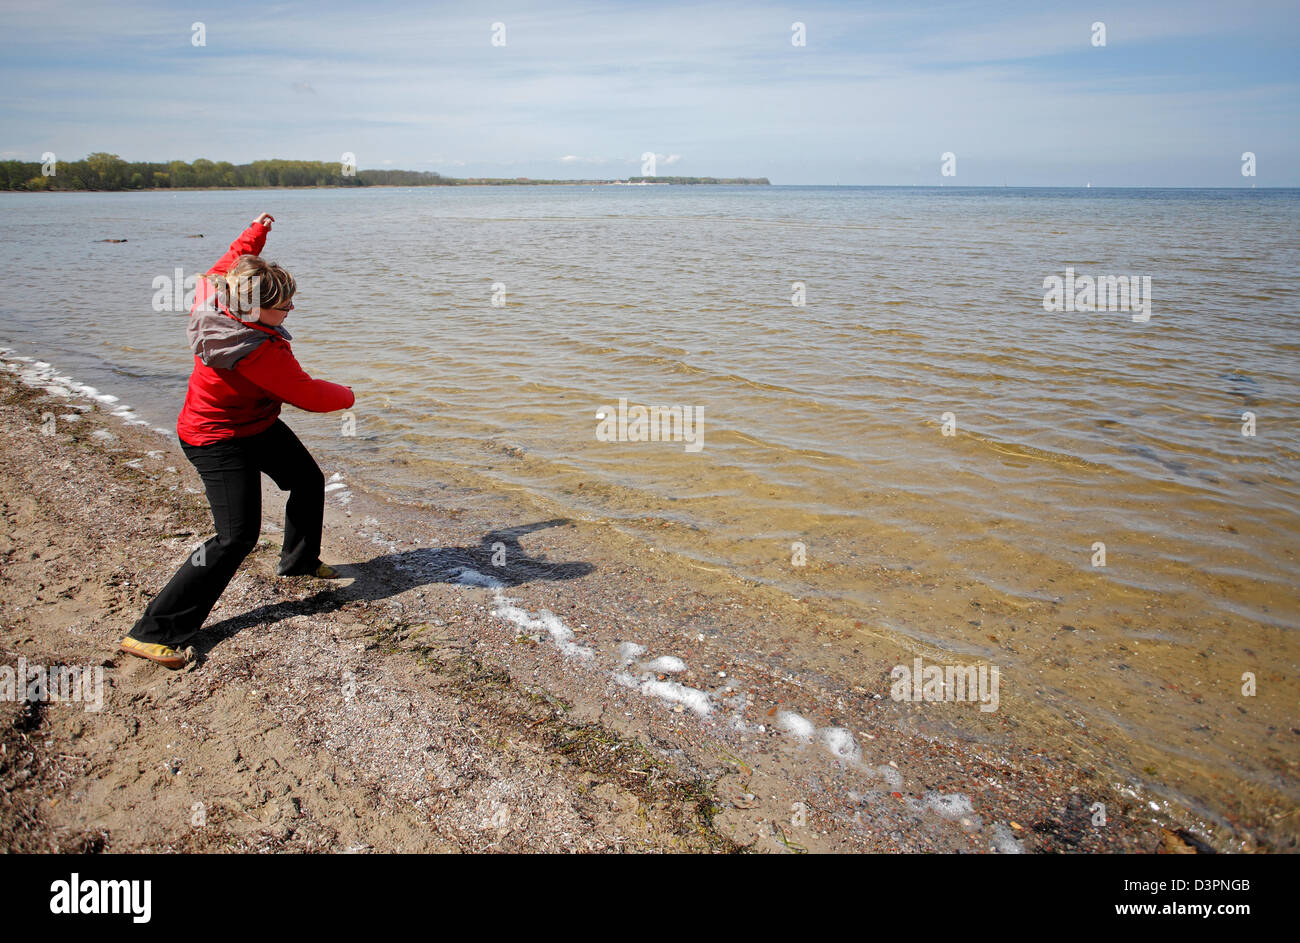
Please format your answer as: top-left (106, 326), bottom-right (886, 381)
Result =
top-left (0, 153), bottom-right (770, 190)
top-left (0, 154), bottom-right (445, 190)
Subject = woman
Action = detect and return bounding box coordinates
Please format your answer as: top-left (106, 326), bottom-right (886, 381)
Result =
top-left (120, 212), bottom-right (355, 668)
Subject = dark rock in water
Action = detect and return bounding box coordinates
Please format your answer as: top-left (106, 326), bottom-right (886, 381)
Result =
top-left (1221, 373), bottom-right (1260, 405)
top-left (1160, 827), bottom-right (1215, 854)
top-left (97, 238), bottom-right (127, 243)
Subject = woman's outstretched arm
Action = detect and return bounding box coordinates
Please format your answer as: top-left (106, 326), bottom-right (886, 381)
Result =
top-left (206, 212), bottom-right (275, 276)
top-left (234, 341), bottom-right (355, 414)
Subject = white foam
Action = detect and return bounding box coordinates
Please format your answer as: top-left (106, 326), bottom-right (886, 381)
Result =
top-left (641, 655), bottom-right (686, 674)
top-left (491, 591), bottom-right (593, 660)
top-left (324, 472), bottom-right (352, 506)
top-left (821, 727), bottom-right (863, 765)
top-left (924, 792), bottom-right (974, 820)
top-left (643, 678), bottom-right (712, 715)
top-left (990, 823), bottom-right (1025, 854)
top-left (776, 710), bottom-right (816, 741)
top-left (325, 473), bottom-right (346, 494)
top-left (453, 566), bottom-right (597, 659)
top-left (614, 672), bottom-right (713, 716)
top-left (617, 641), bottom-right (646, 663)
top-left (0, 352), bottom-right (152, 437)
top-left (452, 567), bottom-right (504, 590)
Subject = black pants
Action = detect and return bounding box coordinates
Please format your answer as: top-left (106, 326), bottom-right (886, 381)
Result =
top-left (129, 419), bottom-right (325, 647)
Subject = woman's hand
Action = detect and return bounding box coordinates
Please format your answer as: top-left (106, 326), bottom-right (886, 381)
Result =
top-left (253, 212), bottom-right (275, 231)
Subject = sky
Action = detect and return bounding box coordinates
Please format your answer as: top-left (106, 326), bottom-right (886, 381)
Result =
top-left (1, 0), bottom-right (1297, 186)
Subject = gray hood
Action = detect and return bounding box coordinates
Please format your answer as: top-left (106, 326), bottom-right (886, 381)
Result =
top-left (188, 307), bottom-right (292, 369)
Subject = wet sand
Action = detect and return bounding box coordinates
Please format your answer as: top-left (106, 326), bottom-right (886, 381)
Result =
top-left (0, 362), bottom-right (1271, 852)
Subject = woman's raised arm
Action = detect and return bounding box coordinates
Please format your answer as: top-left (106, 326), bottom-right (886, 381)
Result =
top-left (206, 212), bottom-right (275, 277)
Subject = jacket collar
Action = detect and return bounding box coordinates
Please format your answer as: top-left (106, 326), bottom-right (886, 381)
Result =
top-left (206, 293), bottom-right (291, 342)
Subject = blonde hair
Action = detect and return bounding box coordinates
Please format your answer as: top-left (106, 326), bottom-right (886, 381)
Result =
top-left (209, 254), bottom-right (296, 318)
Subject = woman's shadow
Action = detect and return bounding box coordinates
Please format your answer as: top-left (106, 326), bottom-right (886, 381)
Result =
top-left (194, 518), bottom-right (592, 652)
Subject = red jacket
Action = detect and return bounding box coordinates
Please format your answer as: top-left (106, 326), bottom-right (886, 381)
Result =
top-left (176, 222), bottom-right (354, 446)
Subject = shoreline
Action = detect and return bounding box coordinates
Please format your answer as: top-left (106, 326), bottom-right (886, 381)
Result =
top-left (0, 352), bottom-right (1260, 853)
top-left (3, 185), bottom-right (1294, 194)
top-left (0, 181), bottom-right (772, 194)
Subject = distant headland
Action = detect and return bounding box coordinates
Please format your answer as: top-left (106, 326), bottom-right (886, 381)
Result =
top-left (0, 153), bottom-right (770, 191)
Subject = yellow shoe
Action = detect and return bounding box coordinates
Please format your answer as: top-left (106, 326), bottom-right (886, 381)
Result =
top-left (278, 562), bottom-right (343, 578)
top-left (120, 636), bottom-right (194, 670)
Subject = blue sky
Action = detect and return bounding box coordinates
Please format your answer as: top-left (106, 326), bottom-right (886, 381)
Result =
top-left (1, 0), bottom-right (1297, 185)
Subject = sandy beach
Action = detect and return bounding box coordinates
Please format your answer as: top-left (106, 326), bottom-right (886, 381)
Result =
top-left (2, 355), bottom-right (1259, 854)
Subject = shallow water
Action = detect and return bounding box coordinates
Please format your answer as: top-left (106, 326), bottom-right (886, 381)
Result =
top-left (2, 186), bottom-right (1297, 832)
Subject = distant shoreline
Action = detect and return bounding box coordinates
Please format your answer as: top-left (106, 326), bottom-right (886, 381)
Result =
top-left (4, 184), bottom-right (1293, 193)
top-left (0, 154), bottom-right (769, 191)
top-left (0, 180), bottom-right (773, 193)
